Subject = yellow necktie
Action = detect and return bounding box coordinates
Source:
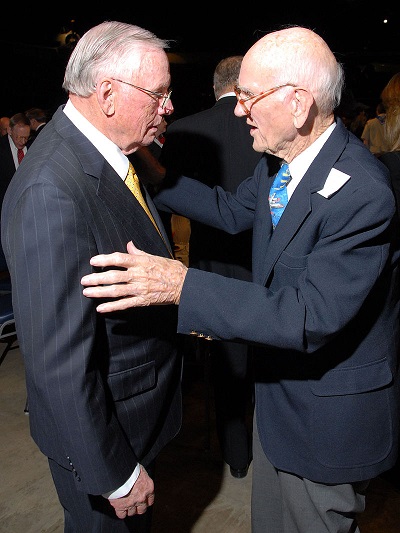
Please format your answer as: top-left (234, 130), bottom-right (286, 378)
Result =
top-left (125, 162), bottom-right (160, 232)
top-left (125, 163), bottom-right (173, 258)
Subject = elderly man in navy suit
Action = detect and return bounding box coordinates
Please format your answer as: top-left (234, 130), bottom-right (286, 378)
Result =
top-left (81, 26), bottom-right (400, 533)
top-left (2, 21), bottom-right (180, 533)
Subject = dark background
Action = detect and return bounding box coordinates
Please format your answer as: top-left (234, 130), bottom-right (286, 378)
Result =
top-left (1, 2), bottom-right (399, 120)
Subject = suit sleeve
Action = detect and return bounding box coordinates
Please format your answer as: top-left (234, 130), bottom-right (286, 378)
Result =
top-left (154, 156), bottom-right (269, 233)
top-left (176, 168), bottom-right (398, 355)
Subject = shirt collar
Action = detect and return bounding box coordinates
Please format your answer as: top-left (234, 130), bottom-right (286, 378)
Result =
top-left (63, 100), bottom-right (128, 179)
top-left (217, 91), bottom-right (236, 101)
top-left (286, 122), bottom-right (336, 196)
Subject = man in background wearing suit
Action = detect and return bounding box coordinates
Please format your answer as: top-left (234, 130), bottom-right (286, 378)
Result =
top-left (1, 21), bottom-right (180, 533)
top-left (25, 107), bottom-right (48, 144)
top-left (160, 56), bottom-right (277, 478)
top-left (81, 26), bottom-right (400, 533)
top-left (0, 112), bottom-right (30, 207)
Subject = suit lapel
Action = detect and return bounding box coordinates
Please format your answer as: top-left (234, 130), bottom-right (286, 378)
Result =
top-left (260, 176), bottom-right (312, 284)
top-left (97, 165), bottom-right (173, 258)
top-left (258, 120), bottom-right (350, 285)
top-left (54, 108), bottom-right (173, 258)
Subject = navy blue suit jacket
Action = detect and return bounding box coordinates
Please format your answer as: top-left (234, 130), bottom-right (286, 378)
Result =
top-left (1, 105), bottom-right (182, 495)
top-left (155, 118), bottom-right (400, 483)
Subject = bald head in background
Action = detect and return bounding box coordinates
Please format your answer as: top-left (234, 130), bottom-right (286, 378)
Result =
top-left (0, 116), bottom-right (10, 136)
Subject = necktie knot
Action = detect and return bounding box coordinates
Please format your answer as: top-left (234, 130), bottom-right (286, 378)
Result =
top-left (269, 163), bottom-right (291, 229)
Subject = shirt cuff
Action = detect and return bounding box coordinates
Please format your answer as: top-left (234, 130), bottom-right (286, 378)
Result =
top-left (103, 463), bottom-right (141, 499)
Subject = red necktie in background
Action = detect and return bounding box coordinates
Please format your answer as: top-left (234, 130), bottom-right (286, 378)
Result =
top-left (17, 148), bottom-right (24, 164)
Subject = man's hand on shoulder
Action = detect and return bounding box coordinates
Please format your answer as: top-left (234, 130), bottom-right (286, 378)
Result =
top-left (81, 241), bottom-right (187, 312)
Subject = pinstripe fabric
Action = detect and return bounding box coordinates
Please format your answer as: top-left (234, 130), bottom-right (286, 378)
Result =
top-left (1, 106), bottom-right (182, 523)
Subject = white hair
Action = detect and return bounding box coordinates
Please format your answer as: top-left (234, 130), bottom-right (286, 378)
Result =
top-left (62, 20), bottom-right (170, 97)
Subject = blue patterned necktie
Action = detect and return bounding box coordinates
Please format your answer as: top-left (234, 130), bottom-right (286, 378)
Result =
top-left (269, 162), bottom-right (291, 229)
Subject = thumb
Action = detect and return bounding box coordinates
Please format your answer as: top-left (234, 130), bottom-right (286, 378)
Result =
top-left (127, 241), bottom-right (142, 255)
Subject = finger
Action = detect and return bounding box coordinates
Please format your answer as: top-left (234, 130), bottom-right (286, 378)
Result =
top-left (89, 252), bottom-right (129, 268)
top-left (115, 509), bottom-right (129, 519)
top-left (82, 283), bottom-right (144, 300)
top-left (96, 296), bottom-right (146, 313)
top-left (135, 502), bottom-right (148, 515)
top-left (81, 270), bottom-right (132, 288)
top-left (126, 241), bottom-right (141, 254)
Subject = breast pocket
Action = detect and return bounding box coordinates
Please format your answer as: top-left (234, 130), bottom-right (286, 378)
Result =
top-left (270, 251), bottom-right (308, 288)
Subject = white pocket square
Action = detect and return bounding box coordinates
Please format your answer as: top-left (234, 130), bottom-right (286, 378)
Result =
top-left (317, 168), bottom-right (351, 198)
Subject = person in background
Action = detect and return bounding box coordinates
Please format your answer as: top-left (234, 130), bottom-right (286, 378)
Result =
top-left (348, 102), bottom-right (370, 138)
top-left (1, 20), bottom-right (180, 533)
top-left (25, 107), bottom-right (48, 144)
top-left (380, 74), bottom-right (400, 201)
top-left (0, 112), bottom-right (30, 208)
top-left (160, 55), bottom-right (275, 478)
top-left (0, 116), bottom-right (10, 136)
top-left (361, 101), bottom-right (388, 157)
top-left (81, 26), bottom-right (400, 533)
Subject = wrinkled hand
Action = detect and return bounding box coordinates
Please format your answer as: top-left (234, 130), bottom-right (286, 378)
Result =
top-left (81, 241), bottom-right (188, 313)
top-left (109, 465), bottom-right (155, 519)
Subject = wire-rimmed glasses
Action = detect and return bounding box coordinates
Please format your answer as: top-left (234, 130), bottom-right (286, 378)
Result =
top-left (111, 78), bottom-right (172, 110)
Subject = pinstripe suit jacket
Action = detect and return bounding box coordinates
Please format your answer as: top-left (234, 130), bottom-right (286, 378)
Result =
top-left (1, 105), bottom-right (182, 495)
top-left (155, 118), bottom-right (400, 484)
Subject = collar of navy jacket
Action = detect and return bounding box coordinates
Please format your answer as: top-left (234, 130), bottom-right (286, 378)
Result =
top-left (256, 118), bottom-right (353, 285)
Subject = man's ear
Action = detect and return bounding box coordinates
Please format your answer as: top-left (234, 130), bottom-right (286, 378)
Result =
top-left (96, 79), bottom-right (115, 116)
top-left (291, 88), bottom-right (314, 129)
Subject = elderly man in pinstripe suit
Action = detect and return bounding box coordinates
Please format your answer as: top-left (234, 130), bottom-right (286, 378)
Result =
top-left (1, 21), bottom-right (179, 533)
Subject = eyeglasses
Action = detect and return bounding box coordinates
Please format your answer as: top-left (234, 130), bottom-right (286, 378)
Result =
top-left (234, 83), bottom-right (296, 116)
top-left (111, 78), bottom-right (172, 109)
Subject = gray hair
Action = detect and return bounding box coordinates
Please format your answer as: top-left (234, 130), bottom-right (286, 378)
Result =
top-left (294, 55), bottom-right (345, 117)
top-left (62, 21), bottom-right (170, 97)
